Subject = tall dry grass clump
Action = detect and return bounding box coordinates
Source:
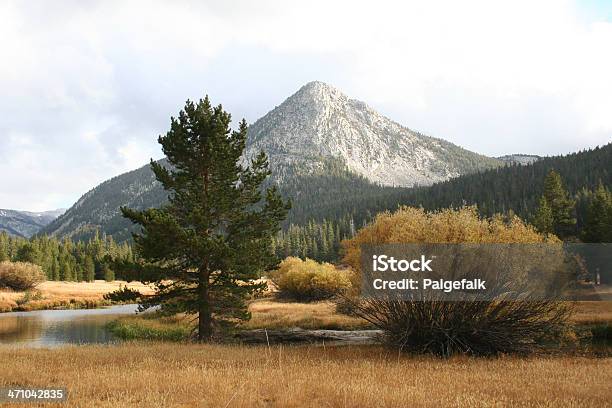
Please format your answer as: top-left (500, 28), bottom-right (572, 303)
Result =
top-left (0, 261), bottom-right (46, 291)
top-left (341, 206), bottom-right (573, 356)
top-left (270, 257), bottom-right (352, 301)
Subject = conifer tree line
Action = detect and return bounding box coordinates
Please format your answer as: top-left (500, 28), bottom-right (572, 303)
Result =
top-left (574, 184), bottom-right (612, 243)
top-left (271, 215), bottom-right (359, 262)
top-left (0, 231), bottom-right (134, 282)
top-left (276, 169), bottom-right (611, 262)
top-left (279, 144), bottom-right (611, 248)
top-left (532, 170), bottom-right (612, 241)
top-left (3, 144), bottom-right (608, 271)
top-left (1, 174), bottom-right (608, 273)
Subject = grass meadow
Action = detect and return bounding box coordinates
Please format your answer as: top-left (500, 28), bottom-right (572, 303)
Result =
top-left (0, 343), bottom-right (610, 407)
top-left (0, 280), bottom-right (154, 312)
top-left (1, 283), bottom-right (611, 407)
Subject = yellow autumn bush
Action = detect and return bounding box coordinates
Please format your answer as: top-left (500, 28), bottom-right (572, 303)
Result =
top-left (342, 206), bottom-right (561, 289)
top-left (270, 257), bottom-right (352, 301)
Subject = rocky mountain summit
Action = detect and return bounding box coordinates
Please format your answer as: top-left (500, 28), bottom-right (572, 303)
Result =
top-left (246, 81), bottom-right (500, 187)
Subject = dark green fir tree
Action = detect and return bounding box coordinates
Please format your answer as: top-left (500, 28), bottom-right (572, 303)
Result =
top-left (84, 255), bottom-right (96, 282)
top-left (15, 242), bottom-right (40, 264)
top-left (0, 244), bottom-right (8, 263)
top-left (543, 170), bottom-right (576, 238)
top-left (102, 263), bottom-right (115, 282)
top-left (121, 97), bottom-right (290, 341)
top-left (582, 182), bottom-right (612, 243)
top-left (533, 195), bottom-right (554, 234)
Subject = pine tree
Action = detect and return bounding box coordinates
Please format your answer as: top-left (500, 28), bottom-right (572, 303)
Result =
top-left (121, 97), bottom-right (289, 341)
top-left (15, 242), bottom-right (40, 264)
top-left (60, 258), bottom-right (72, 281)
top-left (84, 255), bottom-right (96, 282)
top-left (102, 263), bottom-right (115, 282)
top-left (543, 170), bottom-right (576, 238)
top-left (533, 196), bottom-right (554, 234)
top-left (319, 226), bottom-right (329, 258)
top-left (0, 243), bottom-right (8, 262)
top-left (327, 222), bottom-right (336, 260)
top-left (51, 258), bottom-right (60, 281)
top-left (582, 183), bottom-right (612, 242)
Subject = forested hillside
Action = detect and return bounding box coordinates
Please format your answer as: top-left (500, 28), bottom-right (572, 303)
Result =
top-left (405, 144), bottom-right (610, 218)
top-left (39, 161), bottom-right (168, 242)
top-left (40, 141), bottom-right (610, 264)
top-left (273, 143), bottom-right (611, 260)
top-left (284, 143), bottom-right (610, 225)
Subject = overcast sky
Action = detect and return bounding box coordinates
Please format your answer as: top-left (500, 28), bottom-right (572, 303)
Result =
top-left (1, 0), bottom-right (611, 211)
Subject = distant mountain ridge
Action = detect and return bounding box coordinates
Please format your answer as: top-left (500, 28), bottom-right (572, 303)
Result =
top-left (40, 162), bottom-right (167, 241)
top-left (0, 208), bottom-right (65, 238)
top-left (41, 81), bottom-right (505, 241)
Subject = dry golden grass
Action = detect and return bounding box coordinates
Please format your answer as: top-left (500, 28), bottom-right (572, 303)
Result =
top-left (0, 343), bottom-right (610, 407)
top-left (0, 280), bottom-right (154, 312)
top-left (109, 298), bottom-right (370, 339)
top-left (572, 301), bottom-right (612, 324)
top-left (243, 299), bottom-right (612, 331)
top-left (243, 299), bottom-right (370, 330)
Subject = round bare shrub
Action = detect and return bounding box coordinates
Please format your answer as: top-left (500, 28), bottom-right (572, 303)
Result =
top-left (0, 261), bottom-right (46, 291)
top-left (270, 257), bottom-right (352, 301)
top-left (341, 206), bottom-right (573, 356)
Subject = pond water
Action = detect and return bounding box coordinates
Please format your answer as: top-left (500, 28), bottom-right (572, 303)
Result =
top-left (0, 304), bottom-right (140, 347)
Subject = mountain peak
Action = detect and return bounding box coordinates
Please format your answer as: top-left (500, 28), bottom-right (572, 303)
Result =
top-left (288, 80), bottom-right (347, 106)
top-left (299, 80), bottom-right (337, 92)
top-left (246, 82), bottom-right (501, 187)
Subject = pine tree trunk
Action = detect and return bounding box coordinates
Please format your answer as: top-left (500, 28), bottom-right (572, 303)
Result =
top-left (198, 166), bottom-right (213, 342)
top-left (198, 267), bottom-right (212, 341)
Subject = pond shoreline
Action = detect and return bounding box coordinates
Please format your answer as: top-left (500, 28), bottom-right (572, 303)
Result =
top-left (0, 304), bottom-right (141, 347)
top-left (0, 303), bottom-right (140, 317)
top-left (0, 298), bottom-right (118, 314)
top-left (0, 280), bottom-right (154, 313)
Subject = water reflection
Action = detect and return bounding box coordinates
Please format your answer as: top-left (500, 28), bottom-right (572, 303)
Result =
top-left (0, 304), bottom-right (139, 347)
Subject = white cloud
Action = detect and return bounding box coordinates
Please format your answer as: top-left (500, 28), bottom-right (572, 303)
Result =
top-left (0, 0), bottom-right (610, 210)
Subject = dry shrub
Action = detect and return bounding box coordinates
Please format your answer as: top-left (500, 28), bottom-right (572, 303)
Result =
top-left (0, 261), bottom-right (46, 291)
top-left (341, 206), bottom-right (573, 356)
top-left (103, 285), bottom-right (142, 302)
top-left (343, 206), bottom-right (559, 288)
top-left (352, 298), bottom-right (571, 356)
top-left (270, 257), bottom-right (352, 301)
